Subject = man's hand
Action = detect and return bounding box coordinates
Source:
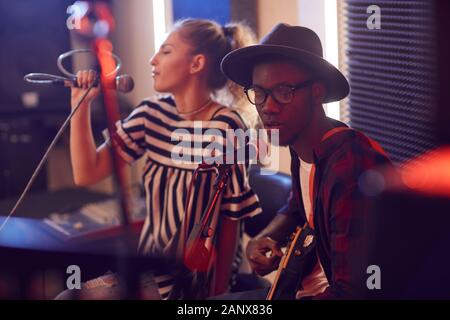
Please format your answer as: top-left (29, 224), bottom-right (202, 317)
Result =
top-left (246, 237), bottom-right (284, 276)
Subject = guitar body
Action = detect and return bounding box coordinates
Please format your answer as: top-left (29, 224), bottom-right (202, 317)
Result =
top-left (267, 223), bottom-right (317, 300)
top-left (184, 223), bottom-right (214, 272)
top-left (171, 223), bottom-right (215, 299)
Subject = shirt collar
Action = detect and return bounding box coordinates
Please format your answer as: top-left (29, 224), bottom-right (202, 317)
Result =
top-left (313, 118), bottom-right (351, 163)
top-left (289, 118), bottom-right (351, 167)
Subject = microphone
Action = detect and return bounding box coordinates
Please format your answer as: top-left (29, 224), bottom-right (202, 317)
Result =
top-left (24, 73), bottom-right (134, 93)
top-left (56, 74), bottom-right (134, 93)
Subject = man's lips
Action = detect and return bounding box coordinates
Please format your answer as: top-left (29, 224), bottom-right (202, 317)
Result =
top-left (264, 121), bottom-right (283, 129)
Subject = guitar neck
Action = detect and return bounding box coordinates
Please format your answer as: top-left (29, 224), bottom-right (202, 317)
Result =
top-left (266, 225), bottom-right (304, 300)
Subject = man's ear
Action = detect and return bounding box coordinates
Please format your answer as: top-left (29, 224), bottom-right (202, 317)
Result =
top-left (190, 54), bottom-right (206, 74)
top-left (312, 81), bottom-right (326, 104)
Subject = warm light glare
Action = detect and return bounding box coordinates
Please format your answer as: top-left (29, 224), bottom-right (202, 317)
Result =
top-left (153, 0), bottom-right (166, 51)
top-left (324, 0), bottom-right (340, 120)
top-left (401, 147), bottom-right (450, 197)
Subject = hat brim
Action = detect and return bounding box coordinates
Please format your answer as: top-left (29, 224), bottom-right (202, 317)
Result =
top-left (221, 44), bottom-right (350, 103)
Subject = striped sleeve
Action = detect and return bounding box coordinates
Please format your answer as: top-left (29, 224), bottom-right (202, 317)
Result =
top-left (103, 102), bottom-right (148, 163)
top-left (220, 163), bottom-right (262, 220)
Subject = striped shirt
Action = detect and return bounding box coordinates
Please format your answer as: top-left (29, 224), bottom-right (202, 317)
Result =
top-left (105, 96), bottom-right (261, 299)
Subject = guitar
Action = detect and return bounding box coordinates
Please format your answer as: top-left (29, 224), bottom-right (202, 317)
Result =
top-left (266, 222), bottom-right (316, 300)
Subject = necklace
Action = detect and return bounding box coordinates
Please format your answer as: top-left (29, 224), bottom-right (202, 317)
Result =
top-left (177, 98), bottom-right (213, 117)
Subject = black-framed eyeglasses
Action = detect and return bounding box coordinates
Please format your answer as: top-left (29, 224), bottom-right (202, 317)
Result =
top-left (244, 79), bottom-right (316, 106)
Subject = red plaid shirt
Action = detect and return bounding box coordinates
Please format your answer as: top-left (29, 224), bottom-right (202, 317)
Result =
top-left (279, 118), bottom-right (391, 299)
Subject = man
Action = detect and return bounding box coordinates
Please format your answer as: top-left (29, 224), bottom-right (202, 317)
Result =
top-left (221, 23), bottom-right (391, 299)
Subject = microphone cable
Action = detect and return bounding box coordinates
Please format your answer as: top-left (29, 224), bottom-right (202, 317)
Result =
top-left (0, 81), bottom-right (97, 232)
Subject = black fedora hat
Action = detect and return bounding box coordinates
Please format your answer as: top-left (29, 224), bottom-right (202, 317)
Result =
top-left (221, 23), bottom-right (349, 103)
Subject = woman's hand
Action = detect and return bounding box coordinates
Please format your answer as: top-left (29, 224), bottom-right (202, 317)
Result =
top-left (246, 236), bottom-right (283, 276)
top-left (71, 70), bottom-right (101, 108)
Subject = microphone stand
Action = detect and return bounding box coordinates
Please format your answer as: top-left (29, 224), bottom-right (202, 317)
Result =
top-left (181, 162), bottom-right (232, 298)
top-left (91, 38), bottom-right (138, 298)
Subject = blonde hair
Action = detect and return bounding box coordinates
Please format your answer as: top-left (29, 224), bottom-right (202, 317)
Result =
top-left (173, 18), bottom-right (261, 128)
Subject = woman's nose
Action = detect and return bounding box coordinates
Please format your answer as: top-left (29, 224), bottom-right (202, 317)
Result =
top-left (150, 53), bottom-right (158, 66)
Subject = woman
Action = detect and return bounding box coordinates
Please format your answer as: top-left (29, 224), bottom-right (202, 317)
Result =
top-left (66, 19), bottom-right (261, 299)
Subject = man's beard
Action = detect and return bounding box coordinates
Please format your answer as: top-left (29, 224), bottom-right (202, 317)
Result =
top-left (284, 130), bottom-right (302, 146)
